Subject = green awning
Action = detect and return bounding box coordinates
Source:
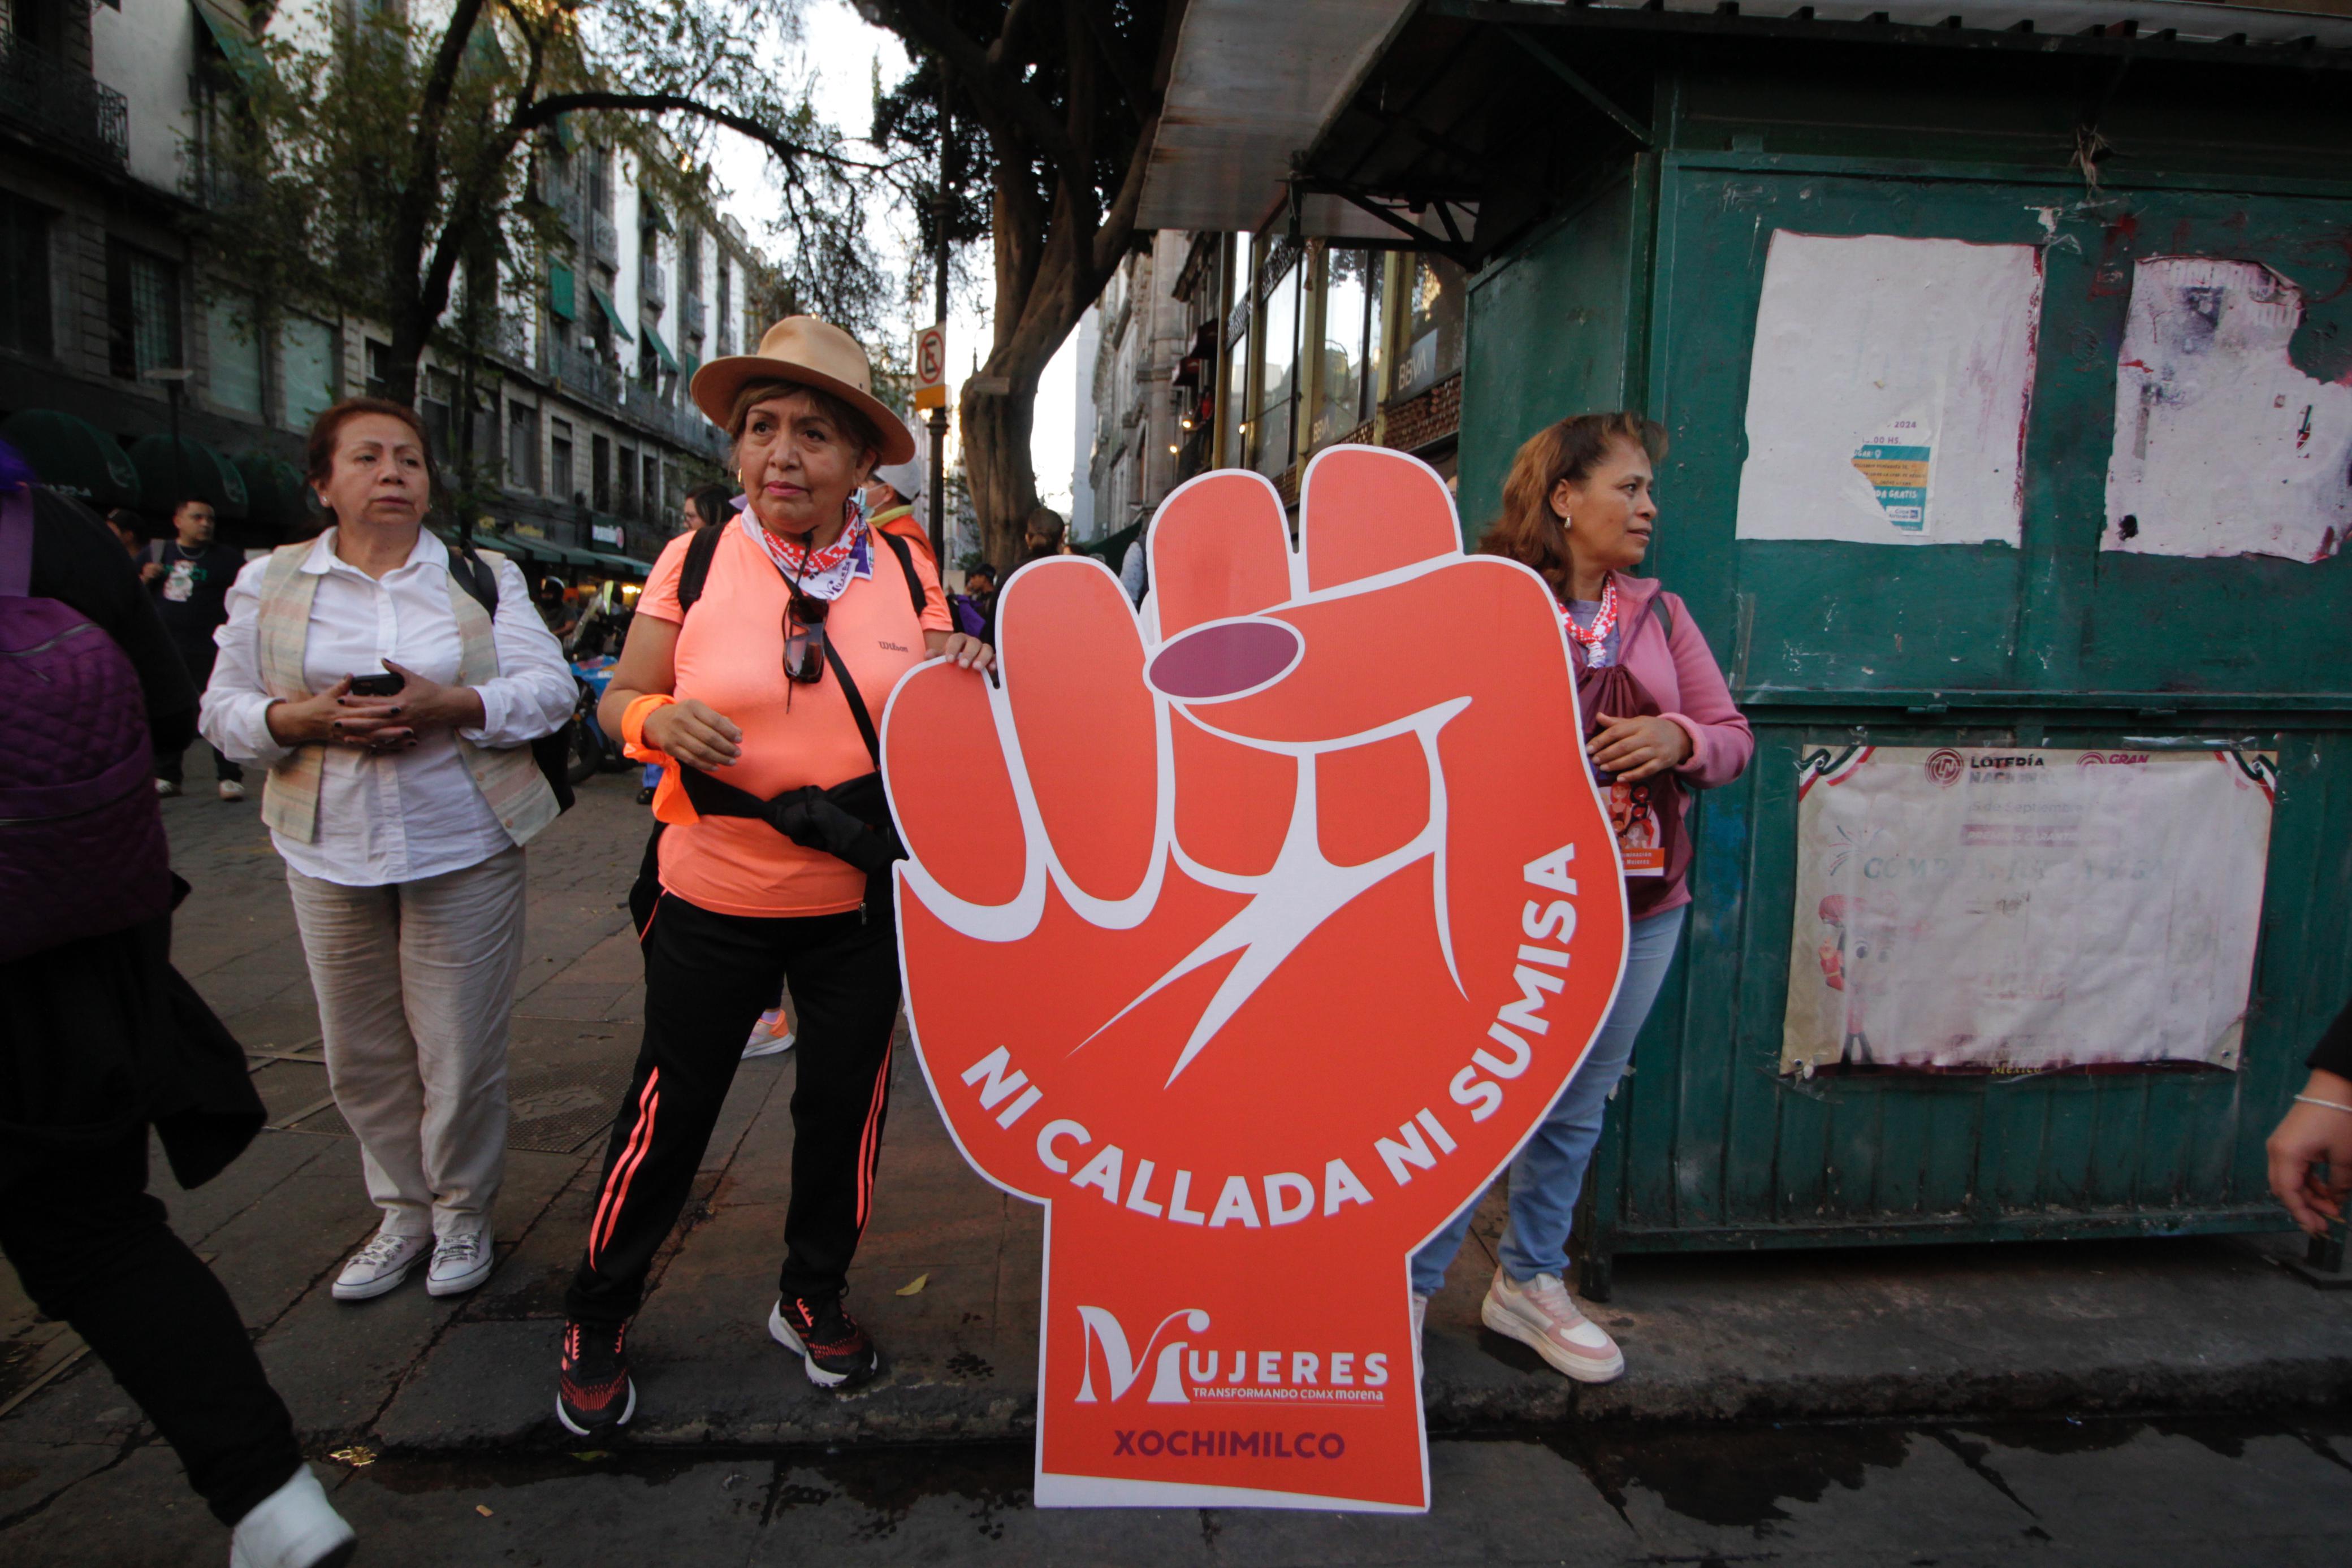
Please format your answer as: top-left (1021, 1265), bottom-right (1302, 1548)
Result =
top-left (590, 286), bottom-right (633, 343)
top-left (584, 549), bottom-right (651, 579)
top-left (229, 451), bottom-right (312, 540)
top-left (192, 1), bottom-right (271, 93)
top-left (0, 409), bottom-right (142, 509)
top-left (548, 259), bottom-right (576, 321)
top-left (643, 321), bottom-right (678, 375)
top-left (551, 115), bottom-right (577, 153)
top-left (639, 199), bottom-right (673, 236)
top-left (126, 433), bottom-right (249, 520)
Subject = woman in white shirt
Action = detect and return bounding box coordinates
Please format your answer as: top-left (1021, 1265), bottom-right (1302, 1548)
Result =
top-left (202, 399), bottom-right (574, 1304)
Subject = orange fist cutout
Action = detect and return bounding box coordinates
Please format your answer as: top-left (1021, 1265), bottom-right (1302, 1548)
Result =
top-left (882, 448), bottom-right (1628, 1511)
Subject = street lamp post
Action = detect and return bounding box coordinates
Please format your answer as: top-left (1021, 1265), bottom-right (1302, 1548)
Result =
top-left (928, 109), bottom-right (952, 569)
top-left (142, 366), bottom-right (196, 521)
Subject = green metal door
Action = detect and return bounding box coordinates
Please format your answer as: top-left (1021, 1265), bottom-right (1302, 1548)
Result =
top-left (1460, 151), bottom-right (2352, 1290)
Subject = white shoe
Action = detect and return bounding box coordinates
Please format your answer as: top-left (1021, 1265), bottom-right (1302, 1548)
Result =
top-left (219, 779), bottom-right (247, 801)
top-left (331, 1229), bottom-right (428, 1301)
top-left (228, 1464), bottom-right (356, 1568)
top-left (1480, 1269), bottom-right (1624, 1383)
top-left (742, 1008), bottom-right (796, 1059)
top-left (425, 1229), bottom-right (493, 1297)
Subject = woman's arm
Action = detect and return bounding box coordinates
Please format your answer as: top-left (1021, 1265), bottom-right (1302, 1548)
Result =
top-left (600, 612), bottom-right (742, 770)
top-left (201, 556), bottom-right (297, 766)
top-left (460, 554), bottom-right (580, 745)
top-left (1658, 592), bottom-right (1754, 790)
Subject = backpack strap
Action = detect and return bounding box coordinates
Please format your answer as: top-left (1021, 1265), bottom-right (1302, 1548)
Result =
top-left (445, 541), bottom-right (499, 615)
top-left (1652, 590), bottom-right (1674, 643)
top-left (676, 520), bottom-right (725, 616)
top-left (874, 527), bottom-right (926, 618)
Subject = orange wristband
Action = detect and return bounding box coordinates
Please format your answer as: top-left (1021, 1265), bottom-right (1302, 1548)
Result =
top-left (621, 692), bottom-right (675, 755)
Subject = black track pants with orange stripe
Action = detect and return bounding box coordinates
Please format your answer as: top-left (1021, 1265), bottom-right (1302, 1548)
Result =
top-left (565, 886), bottom-right (900, 1325)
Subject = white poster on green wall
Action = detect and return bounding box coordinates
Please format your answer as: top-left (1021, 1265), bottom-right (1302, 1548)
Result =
top-left (1735, 231), bottom-right (2043, 547)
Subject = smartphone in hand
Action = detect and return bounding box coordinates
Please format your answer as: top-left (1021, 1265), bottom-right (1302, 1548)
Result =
top-left (347, 671), bottom-right (406, 698)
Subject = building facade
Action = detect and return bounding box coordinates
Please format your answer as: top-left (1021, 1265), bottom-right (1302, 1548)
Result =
top-left (0, 0), bottom-right (771, 570)
top-left (1074, 223), bottom-right (1468, 549)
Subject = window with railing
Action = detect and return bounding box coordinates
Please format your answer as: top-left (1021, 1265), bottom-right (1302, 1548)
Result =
top-left (105, 239), bottom-right (180, 380)
top-left (0, 23), bottom-right (129, 168)
top-left (591, 432), bottom-right (611, 512)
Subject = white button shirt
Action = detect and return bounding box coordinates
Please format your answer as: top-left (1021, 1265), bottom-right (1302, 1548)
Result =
top-left (201, 528), bottom-right (577, 887)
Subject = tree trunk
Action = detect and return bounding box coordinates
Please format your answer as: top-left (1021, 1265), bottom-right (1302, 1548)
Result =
top-left (959, 385), bottom-right (1037, 568)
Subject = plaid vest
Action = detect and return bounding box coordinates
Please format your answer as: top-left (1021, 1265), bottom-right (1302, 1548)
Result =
top-left (251, 539), bottom-right (561, 850)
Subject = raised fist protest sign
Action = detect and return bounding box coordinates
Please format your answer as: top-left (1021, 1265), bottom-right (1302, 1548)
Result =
top-left (882, 447), bottom-right (1628, 1511)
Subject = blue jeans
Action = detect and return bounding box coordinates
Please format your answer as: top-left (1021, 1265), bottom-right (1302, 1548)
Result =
top-left (1410, 904), bottom-right (1687, 1294)
top-left (642, 761), bottom-right (664, 789)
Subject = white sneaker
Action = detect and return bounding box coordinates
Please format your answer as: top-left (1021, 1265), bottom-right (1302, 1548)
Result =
top-left (228, 1464), bottom-right (356, 1568)
top-left (1480, 1269), bottom-right (1624, 1383)
top-left (425, 1229), bottom-right (494, 1297)
top-left (330, 1229), bottom-right (428, 1301)
top-left (742, 1008), bottom-right (796, 1059)
top-left (219, 779), bottom-right (247, 801)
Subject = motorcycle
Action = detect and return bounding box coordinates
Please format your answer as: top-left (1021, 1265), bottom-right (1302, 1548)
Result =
top-left (566, 652), bottom-right (628, 786)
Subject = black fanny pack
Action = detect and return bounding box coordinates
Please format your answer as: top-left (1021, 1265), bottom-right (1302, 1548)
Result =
top-left (676, 764), bottom-right (902, 874)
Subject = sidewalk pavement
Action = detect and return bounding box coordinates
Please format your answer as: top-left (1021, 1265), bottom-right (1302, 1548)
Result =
top-left (5, 761), bottom-right (2349, 1479)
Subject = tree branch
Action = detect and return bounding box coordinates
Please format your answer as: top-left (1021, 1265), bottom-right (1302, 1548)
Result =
top-left (390, 0), bottom-right (491, 315)
top-left (1078, 4), bottom-right (1152, 126)
top-left (518, 92), bottom-right (905, 174)
top-left (865, 0), bottom-right (1092, 211)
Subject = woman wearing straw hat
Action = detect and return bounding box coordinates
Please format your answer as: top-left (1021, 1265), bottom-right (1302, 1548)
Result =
top-left (556, 318), bottom-right (990, 1435)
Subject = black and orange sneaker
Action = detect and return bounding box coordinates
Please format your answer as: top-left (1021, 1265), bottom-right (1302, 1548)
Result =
top-left (768, 1292), bottom-right (880, 1388)
top-left (556, 1318), bottom-right (636, 1438)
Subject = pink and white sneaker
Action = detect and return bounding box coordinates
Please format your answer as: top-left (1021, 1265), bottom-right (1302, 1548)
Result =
top-left (1480, 1269), bottom-right (1624, 1383)
top-left (742, 1008), bottom-right (796, 1059)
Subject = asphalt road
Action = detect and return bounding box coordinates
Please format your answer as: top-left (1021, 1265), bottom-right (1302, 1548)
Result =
top-left (6, 1415), bottom-right (2350, 1566)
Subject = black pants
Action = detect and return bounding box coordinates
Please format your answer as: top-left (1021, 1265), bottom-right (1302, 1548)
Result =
top-left (0, 1128), bottom-right (300, 1526)
top-left (155, 638), bottom-right (240, 786)
top-left (565, 886), bottom-right (902, 1325)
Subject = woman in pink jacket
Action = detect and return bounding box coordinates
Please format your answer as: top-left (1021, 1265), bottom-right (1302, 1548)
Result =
top-left (1410, 412), bottom-right (1752, 1384)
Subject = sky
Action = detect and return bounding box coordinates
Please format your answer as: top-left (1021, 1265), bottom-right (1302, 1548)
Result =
top-left (704, 1), bottom-right (1080, 517)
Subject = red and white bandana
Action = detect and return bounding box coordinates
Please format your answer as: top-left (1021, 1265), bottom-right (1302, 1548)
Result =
top-left (737, 512), bottom-right (872, 601)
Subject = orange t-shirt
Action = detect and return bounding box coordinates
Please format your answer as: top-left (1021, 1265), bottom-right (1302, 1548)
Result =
top-left (639, 522), bottom-right (952, 917)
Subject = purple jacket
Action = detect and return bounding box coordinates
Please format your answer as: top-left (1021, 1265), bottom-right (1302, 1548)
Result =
top-left (1594, 571), bottom-right (1753, 915)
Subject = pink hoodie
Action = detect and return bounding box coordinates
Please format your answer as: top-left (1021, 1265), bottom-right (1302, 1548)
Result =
top-left (1585, 571), bottom-right (1754, 915)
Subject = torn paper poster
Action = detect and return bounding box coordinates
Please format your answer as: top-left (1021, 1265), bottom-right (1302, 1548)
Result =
top-left (2103, 255), bottom-right (2352, 564)
top-left (1782, 745), bottom-right (2276, 1076)
top-left (1735, 232), bottom-right (2043, 547)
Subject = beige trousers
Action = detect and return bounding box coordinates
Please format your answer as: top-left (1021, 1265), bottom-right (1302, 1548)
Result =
top-left (286, 846), bottom-right (527, 1240)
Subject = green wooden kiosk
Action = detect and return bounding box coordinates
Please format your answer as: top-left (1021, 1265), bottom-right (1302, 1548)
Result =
top-left (1301, 2), bottom-right (2352, 1293)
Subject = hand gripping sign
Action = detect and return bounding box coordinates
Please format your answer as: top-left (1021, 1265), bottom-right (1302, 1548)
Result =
top-left (882, 447), bottom-right (1628, 1511)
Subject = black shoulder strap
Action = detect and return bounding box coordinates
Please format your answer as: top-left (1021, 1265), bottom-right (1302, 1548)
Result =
top-left (677, 521), bottom-right (725, 615)
top-left (1652, 591), bottom-right (1674, 642)
top-left (445, 542), bottom-right (498, 614)
top-left (875, 527), bottom-right (926, 617)
top-left (823, 637), bottom-right (882, 766)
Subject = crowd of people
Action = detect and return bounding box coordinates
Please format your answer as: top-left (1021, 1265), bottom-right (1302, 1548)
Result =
top-left (3, 312), bottom-right (2347, 1568)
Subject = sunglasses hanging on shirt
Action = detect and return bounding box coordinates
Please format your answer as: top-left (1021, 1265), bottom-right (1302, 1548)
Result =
top-left (784, 592), bottom-right (829, 686)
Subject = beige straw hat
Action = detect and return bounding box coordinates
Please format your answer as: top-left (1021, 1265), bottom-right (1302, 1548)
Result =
top-left (689, 316), bottom-right (916, 464)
